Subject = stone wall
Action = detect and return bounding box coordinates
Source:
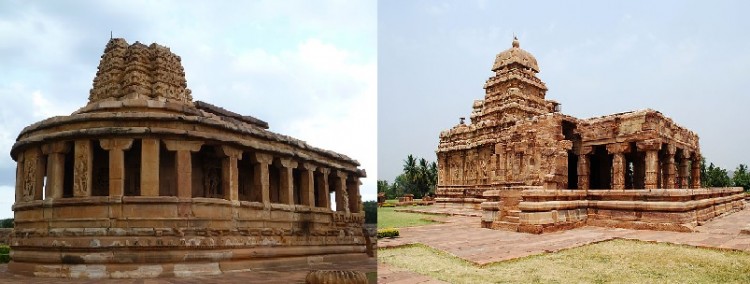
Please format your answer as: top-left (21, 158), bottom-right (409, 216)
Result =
top-left (10, 197), bottom-right (366, 277)
top-left (0, 228), bottom-right (11, 245)
top-left (481, 187), bottom-right (745, 234)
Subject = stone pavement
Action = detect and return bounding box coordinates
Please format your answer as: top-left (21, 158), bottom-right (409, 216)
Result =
top-left (378, 206), bottom-right (750, 283)
top-left (0, 257), bottom-right (376, 284)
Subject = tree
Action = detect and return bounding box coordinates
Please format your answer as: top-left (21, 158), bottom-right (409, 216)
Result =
top-left (733, 164), bottom-right (750, 191)
top-left (704, 162), bottom-right (732, 187)
top-left (0, 218), bottom-right (12, 228)
top-left (377, 180), bottom-right (395, 199)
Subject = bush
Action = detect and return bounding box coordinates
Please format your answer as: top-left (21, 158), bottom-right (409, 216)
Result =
top-left (363, 201), bottom-right (377, 224)
top-left (0, 245), bottom-right (9, 263)
top-left (377, 228), bottom-right (400, 238)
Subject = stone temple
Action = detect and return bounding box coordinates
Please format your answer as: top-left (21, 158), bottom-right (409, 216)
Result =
top-left (9, 38), bottom-right (368, 278)
top-left (436, 38), bottom-right (744, 234)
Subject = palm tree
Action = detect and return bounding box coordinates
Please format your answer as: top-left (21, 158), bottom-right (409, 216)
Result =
top-left (403, 154), bottom-right (418, 182)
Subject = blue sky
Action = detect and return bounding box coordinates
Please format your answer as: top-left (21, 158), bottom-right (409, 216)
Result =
top-left (378, 0), bottom-right (750, 182)
top-left (0, 0), bottom-right (376, 218)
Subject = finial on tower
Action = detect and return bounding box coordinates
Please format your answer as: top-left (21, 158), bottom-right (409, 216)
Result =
top-left (512, 36), bottom-right (519, 48)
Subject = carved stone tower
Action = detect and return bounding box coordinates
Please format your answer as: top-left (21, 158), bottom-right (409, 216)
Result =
top-left (471, 37), bottom-right (558, 125)
top-left (89, 38), bottom-right (193, 105)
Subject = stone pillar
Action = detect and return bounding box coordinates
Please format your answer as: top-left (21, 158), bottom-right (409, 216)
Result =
top-left (73, 140), bottom-right (93, 197)
top-left (19, 147), bottom-right (44, 202)
top-left (691, 154), bottom-right (701, 188)
top-left (607, 143), bottom-right (630, 190)
top-left (218, 146), bottom-right (243, 201)
top-left (436, 154), bottom-right (444, 186)
top-left (348, 176), bottom-right (361, 213)
top-left (250, 153), bottom-right (273, 206)
top-left (100, 138), bottom-right (134, 197)
top-left (140, 138), bottom-right (160, 196)
top-left (164, 140), bottom-right (203, 199)
top-left (317, 168), bottom-right (331, 208)
top-left (495, 144), bottom-right (506, 183)
top-left (637, 140), bottom-right (661, 190)
top-left (300, 163), bottom-right (316, 206)
top-left (14, 154), bottom-right (24, 202)
top-left (277, 158), bottom-right (298, 205)
top-left (334, 170), bottom-right (349, 213)
top-left (42, 142), bottom-right (71, 200)
top-left (664, 145), bottom-right (676, 189)
top-left (679, 151), bottom-right (691, 189)
top-left (577, 146), bottom-right (592, 190)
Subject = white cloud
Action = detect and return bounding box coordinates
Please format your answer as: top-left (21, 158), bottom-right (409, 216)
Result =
top-left (31, 90), bottom-right (69, 118)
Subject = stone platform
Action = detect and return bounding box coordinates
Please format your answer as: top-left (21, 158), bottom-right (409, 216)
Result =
top-left (378, 204), bottom-right (750, 283)
top-left (0, 256), bottom-right (375, 283)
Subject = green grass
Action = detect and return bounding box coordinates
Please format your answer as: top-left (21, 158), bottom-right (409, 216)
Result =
top-left (377, 207), bottom-right (439, 229)
top-left (379, 239), bottom-right (750, 283)
top-left (366, 271), bottom-right (377, 283)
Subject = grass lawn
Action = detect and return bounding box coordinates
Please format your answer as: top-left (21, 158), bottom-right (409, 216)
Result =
top-left (377, 207), bottom-right (439, 229)
top-left (379, 239), bottom-right (750, 283)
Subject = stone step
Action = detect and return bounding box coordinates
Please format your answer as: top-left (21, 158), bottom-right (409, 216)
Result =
top-left (492, 221), bottom-right (519, 231)
top-left (501, 216), bottom-right (519, 223)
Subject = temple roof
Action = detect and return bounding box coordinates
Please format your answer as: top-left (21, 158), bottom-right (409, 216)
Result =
top-left (491, 37), bottom-right (540, 73)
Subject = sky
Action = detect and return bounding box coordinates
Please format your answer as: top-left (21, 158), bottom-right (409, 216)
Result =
top-left (0, 0), bottom-right (376, 219)
top-left (378, 0), bottom-right (750, 182)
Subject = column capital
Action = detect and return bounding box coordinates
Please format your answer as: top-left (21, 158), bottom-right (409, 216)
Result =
top-left (318, 167), bottom-right (331, 175)
top-left (250, 152), bottom-right (273, 165)
top-left (636, 139), bottom-right (661, 152)
top-left (666, 144), bottom-right (677, 155)
top-left (300, 162), bottom-right (317, 171)
top-left (681, 150), bottom-right (692, 160)
top-left (277, 157), bottom-right (298, 169)
top-left (163, 140), bottom-right (202, 152)
top-left (217, 145), bottom-right (243, 159)
top-left (579, 145), bottom-right (593, 156)
top-left (335, 169), bottom-right (348, 179)
top-left (606, 143), bottom-right (630, 155)
top-left (691, 152), bottom-right (702, 162)
top-left (100, 138), bottom-right (133, 151)
top-left (41, 141), bottom-right (71, 155)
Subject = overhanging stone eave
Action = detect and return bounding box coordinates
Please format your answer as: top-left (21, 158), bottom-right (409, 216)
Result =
top-left (12, 111), bottom-right (360, 168)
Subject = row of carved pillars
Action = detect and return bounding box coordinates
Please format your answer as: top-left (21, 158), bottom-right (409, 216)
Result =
top-left (576, 140), bottom-right (700, 190)
top-left (14, 138), bottom-right (361, 213)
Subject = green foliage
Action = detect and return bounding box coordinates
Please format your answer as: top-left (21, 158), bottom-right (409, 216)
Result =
top-left (0, 245), bottom-right (9, 263)
top-left (703, 161), bottom-right (732, 187)
top-left (380, 202), bottom-right (396, 207)
top-left (389, 154), bottom-right (438, 199)
top-left (733, 164), bottom-right (750, 191)
top-left (377, 228), bottom-right (400, 238)
top-left (363, 201), bottom-right (377, 224)
top-left (0, 218), bottom-right (13, 228)
top-left (378, 180), bottom-right (396, 200)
